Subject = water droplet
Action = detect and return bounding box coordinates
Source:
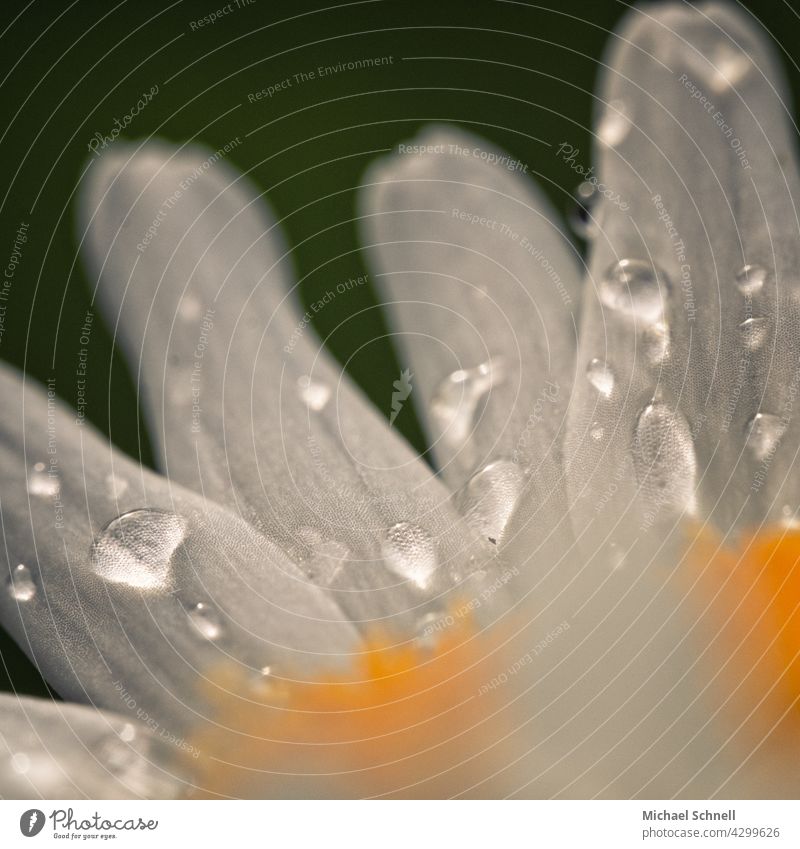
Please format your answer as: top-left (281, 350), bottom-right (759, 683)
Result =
top-left (600, 259), bottom-right (667, 324)
top-left (735, 264), bottom-right (767, 295)
top-left (186, 601), bottom-right (223, 641)
top-left (586, 358), bottom-right (615, 397)
top-left (297, 375), bottom-right (331, 412)
top-left (708, 47), bottom-right (752, 93)
top-left (739, 316), bottom-right (768, 351)
top-left (745, 413), bottom-right (784, 461)
top-left (381, 522), bottom-right (438, 589)
top-left (641, 321), bottom-right (671, 364)
top-left (633, 402), bottom-right (697, 514)
top-left (105, 473), bottom-right (129, 500)
top-left (28, 462), bottom-right (59, 498)
top-left (7, 564), bottom-right (36, 602)
top-left (430, 358), bottom-right (506, 449)
top-left (118, 723), bottom-right (136, 743)
top-left (294, 528), bottom-right (350, 586)
top-left (598, 99), bottom-right (631, 147)
top-left (781, 505), bottom-right (799, 528)
top-left (569, 180), bottom-right (599, 238)
top-left (590, 424), bottom-right (605, 442)
top-left (457, 459), bottom-right (525, 544)
top-left (90, 510), bottom-right (187, 591)
top-left (415, 610), bottom-right (447, 649)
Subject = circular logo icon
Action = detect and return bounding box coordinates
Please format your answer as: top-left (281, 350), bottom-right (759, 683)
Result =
top-left (19, 809), bottom-right (46, 837)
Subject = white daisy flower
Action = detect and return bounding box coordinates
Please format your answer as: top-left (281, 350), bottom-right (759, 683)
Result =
top-left (1, 1), bottom-right (798, 798)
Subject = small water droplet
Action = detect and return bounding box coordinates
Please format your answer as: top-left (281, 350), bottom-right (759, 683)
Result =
top-left (297, 375), bottom-right (331, 412)
top-left (598, 99), bottom-right (631, 147)
top-left (745, 413), bottom-right (784, 461)
top-left (7, 564), bottom-right (36, 602)
top-left (28, 462), bottom-right (59, 498)
top-left (186, 601), bottom-right (223, 641)
top-left (739, 316), bottom-right (768, 351)
top-left (708, 47), bottom-right (752, 93)
top-left (381, 522), bottom-right (438, 589)
top-left (457, 459), bottom-right (525, 544)
top-left (590, 424), bottom-right (605, 442)
top-left (641, 321), bottom-right (671, 364)
top-left (600, 259), bottom-right (667, 324)
top-left (633, 402), bottom-right (697, 514)
top-left (90, 510), bottom-right (187, 591)
top-left (569, 180), bottom-right (599, 238)
top-left (735, 264), bottom-right (767, 295)
top-left (430, 358), bottom-right (506, 449)
top-left (586, 358), bottom-right (615, 397)
top-left (415, 610), bottom-right (447, 649)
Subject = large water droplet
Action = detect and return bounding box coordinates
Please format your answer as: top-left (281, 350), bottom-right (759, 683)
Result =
top-left (586, 358), bottom-right (615, 397)
top-left (430, 358), bottom-right (505, 449)
top-left (739, 316), bottom-right (768, 351)
top-left (28, 462), bottom-right (59, 498)
top-left (598, 99), bottom-right (631, 147)
top-left (90, 510), bottom-right (187, 591)
top-left (381, 522), bottom-right (438, 589)
top-left (457, 459), bottom-right (525, 544)
top-left (745, 413), bottom-right (784, 461)
top-left (600, 259), bottom-right (666, 324)
top-left (297, 375), bottom-right (331, 412)
top-left (735, 264), bottom-right (767, 295)
top-left (186, 601), bottom-right (223, 641)
top-left (7, 564), bottom-right (36, 602)
top-left (633, 402), bottom-right (697, 514)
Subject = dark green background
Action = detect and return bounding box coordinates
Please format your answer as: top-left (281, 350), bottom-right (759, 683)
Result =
top-left (1, 0), bottom-right (798, 696)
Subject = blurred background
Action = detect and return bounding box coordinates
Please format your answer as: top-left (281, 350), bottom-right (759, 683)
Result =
top-left (1, 0), bottom-right (798, 696)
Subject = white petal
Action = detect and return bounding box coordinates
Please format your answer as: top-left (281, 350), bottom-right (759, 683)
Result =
top-left (507, 1), bottom-right (800, 797)
top-left (78, 143), bottom-right (486, 628)
top-left (359, 126), bottom-right (581, 490)
top-left (0, 694), bottom-right (186, 798)
top-left (0, 363), bottom-right (359, 736)
top-left (567, 0), bottom-right (800, 542)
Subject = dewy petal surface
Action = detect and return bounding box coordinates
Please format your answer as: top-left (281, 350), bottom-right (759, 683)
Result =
top-left (359, 125), bottom-right (582, 493)
top-left (79, 143), bottom-right (485, 629)
top-left (567, 0), bottom-right (800, 545)
top-left (0, 694), bottom-right (186, 799)
top-left (359, 128), bottom-right (584, 670)
top-left (0, 363), bottom-right (359, 737)
top-left (528, 0), bottom-right (800, 797)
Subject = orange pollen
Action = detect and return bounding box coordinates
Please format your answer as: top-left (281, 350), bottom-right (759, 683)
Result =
top-left (685, 525), bottom-right (800, 733)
